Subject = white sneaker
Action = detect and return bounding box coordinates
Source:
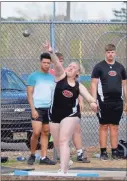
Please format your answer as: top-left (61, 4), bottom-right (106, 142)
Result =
top-left (58, 169), bottom-right (63, 173)
top-left (68, 160), bottom-right (73, 168)
top-left (57, 169), bottom-right (68, 175)
top-left (59, 160), bottom-right (73, 169)
top-left (58, 159), bottom-right (73, 174)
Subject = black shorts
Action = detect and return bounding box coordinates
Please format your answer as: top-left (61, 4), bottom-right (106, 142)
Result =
top-left (97, 101), bottom-right (123, 125)
top-left (31, 108), bottom-right (49, 124)
top-left (49, 107), bottom-right (81, 124)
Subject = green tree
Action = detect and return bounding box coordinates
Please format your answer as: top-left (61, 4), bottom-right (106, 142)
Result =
top-left (111, 2), bottom-right (127, 22)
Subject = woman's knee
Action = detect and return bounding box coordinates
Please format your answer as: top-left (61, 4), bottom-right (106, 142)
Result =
top-left (59, 136), bottom-right (69, 146)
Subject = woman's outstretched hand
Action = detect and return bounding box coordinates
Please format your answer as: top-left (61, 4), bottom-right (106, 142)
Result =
top-left (42, 40), bottom-right (53, 53)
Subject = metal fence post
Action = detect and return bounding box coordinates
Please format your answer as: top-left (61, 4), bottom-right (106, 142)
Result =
top-left (51, 2), bottom-right (58, 161)
top-left (50, 21), bottom-right (58, 161)
top-left (50, 23), bottom-right (55, 50)
top-left (50, 2), bottom-right (56, 50)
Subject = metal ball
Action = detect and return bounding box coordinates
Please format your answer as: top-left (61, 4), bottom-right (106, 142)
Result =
top-left (23, 29), bottom-right (30, 37)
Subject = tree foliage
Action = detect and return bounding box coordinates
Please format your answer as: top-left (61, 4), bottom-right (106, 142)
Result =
top-left (111, 2), bottom-right (127, 22)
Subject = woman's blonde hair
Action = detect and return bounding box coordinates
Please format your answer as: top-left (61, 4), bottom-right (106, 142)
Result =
top-left (71, 61), bottom-right (85, 75)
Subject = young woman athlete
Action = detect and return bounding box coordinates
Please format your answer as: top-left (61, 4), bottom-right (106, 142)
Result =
top-left (43, 41), bottom-right (98, 173)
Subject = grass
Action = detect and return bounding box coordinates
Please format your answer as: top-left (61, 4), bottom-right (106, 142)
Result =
top-left (2, 159), bottom-right (17, 166)
top-left (81, 81), bottom-right (91, 89)
top-left (83, 81), bottom-right (90, 89)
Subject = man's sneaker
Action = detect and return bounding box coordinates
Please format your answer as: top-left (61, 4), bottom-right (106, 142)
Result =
top-left (100, 152), bottom-right (109, 161)
top-left (27, 154), bottom-right (35, 165)
top-left (112, 151), bottom-right (121, 160)
top-left (39, 156), bottom-right (56, 165)
top-left (77, 153), bottom-right (90, 163)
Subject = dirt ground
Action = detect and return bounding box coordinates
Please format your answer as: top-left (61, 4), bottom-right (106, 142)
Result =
top-left (1, 176), bottom-right (124, 181)
top-left (2, 147), bottom-right (126, 181)
top-left (1, 147), bottom-right (126, 170)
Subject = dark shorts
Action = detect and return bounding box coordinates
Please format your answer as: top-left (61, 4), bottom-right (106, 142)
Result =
top-left (31, 108), bottom-right (49, 124)
top-left (97, 100), bottom-right (123, 125)
top-left (49, 107), bottom-right (81, 124)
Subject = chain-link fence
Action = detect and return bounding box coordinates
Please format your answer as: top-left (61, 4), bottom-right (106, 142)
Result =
top-left (1, 21), bottom-right (126, 161)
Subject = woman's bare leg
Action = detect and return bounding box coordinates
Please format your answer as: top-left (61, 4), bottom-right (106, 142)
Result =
top-left (59, 117), bottom-right (80, 173)
top-left (49, 122), bottom-right (60, 157)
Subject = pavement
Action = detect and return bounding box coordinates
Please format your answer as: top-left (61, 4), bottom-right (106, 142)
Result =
top-left (2, 169), bottom-right (127, 180)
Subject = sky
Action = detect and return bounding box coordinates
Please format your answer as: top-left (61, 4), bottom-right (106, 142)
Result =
top-left (1, 1), bottom-right (124, 21)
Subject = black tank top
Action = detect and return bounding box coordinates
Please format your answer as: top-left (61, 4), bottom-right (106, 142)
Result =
top-left (50, 76), bottom-right (80, 118)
